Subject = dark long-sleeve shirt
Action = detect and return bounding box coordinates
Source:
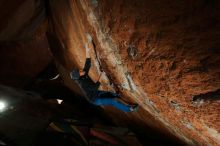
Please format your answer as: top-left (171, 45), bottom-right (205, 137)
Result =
top-left (75, 58), bottom-right (100, 100)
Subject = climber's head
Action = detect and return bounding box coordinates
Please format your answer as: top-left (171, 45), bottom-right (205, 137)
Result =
top-left (70, 70), bottom-right (80, 80)
top-left (70, 70), bottom-right (85, 80)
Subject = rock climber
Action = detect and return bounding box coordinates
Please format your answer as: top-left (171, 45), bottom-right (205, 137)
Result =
top-left (70, 38), bottom-right (138, 112)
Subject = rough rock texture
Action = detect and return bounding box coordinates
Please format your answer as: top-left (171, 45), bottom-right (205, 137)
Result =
top-left (47, 0), bottom-right (220, 145)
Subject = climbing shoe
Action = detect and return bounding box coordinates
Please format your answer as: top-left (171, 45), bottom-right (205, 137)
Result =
top-left (130, 104), bottom-right (139, 112)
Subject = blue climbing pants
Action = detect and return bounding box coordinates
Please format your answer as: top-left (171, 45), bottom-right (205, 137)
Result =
top-left (91, 97), bottom-right (132, 112)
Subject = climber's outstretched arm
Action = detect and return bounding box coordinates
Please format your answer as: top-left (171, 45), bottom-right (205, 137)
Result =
top-left (83, 58), bottom-right (91, 75)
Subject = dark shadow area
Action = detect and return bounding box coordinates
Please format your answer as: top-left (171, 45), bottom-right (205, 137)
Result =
top-left (193, 89), bottom-right (220, 102)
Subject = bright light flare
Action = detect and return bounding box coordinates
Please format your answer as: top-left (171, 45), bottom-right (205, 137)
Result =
top-left (56, 99), bottom-right (63, 104)
top-left (0, 101), bottom-right (6, 111)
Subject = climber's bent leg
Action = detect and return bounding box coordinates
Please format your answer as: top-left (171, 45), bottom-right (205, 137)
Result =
top-left (91, 97), bottom-right (133, 112)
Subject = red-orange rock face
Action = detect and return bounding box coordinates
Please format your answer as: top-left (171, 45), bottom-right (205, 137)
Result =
top-left (0, 0), bottom-right (219, 145)
top-left (47, 0), bottom-right (220, 145)
top-left (93, 0), bottom-right (220, 145)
